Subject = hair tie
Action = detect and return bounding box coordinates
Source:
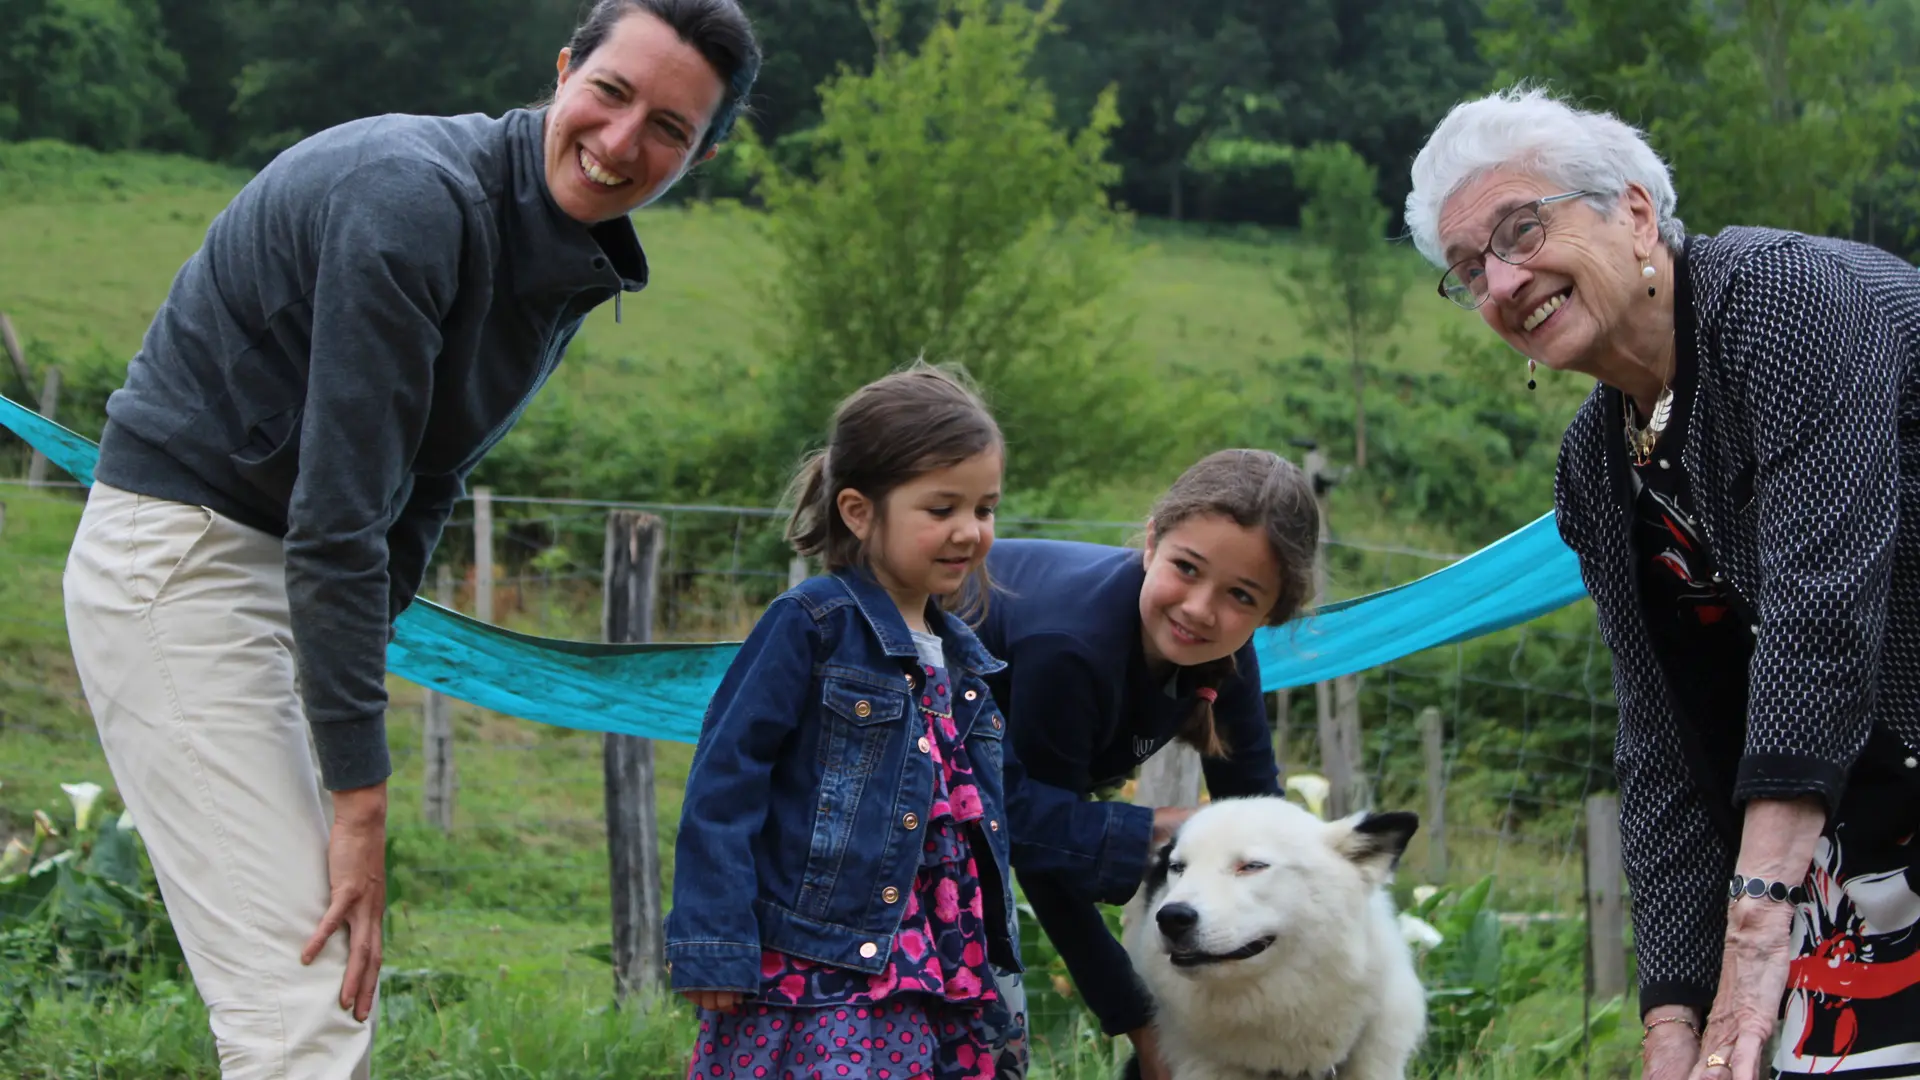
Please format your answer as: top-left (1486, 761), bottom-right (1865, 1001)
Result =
top-left (1194, 687), bottom-right (1218, 704)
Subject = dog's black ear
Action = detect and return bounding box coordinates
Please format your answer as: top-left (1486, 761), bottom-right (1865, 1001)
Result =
top-left (1120, 1051), bottom-right (1144, 1080)
top-left (1143, 838), bottom-right (1176, 897)
top-left (1334, 810), bottom-right (1420, 881)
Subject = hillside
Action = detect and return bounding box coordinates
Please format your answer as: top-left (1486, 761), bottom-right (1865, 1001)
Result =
top-left (0, 143), bottom-right (1587, 559)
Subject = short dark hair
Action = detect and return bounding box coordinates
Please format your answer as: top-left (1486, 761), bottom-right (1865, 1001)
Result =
top-left (565, 0), bottom-right (761, 155)
top-left (785, 362), bottom-right (1004, 618)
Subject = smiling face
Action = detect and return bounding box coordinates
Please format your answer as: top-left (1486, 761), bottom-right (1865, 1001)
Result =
top-left (1135, 798), bottom-right (1418, 983)
top-left (543, 10), bottom-right (725, 224)
top-left (1436, 170), bottom-right (1663, 378)
top-left (837, 450), bottom-right (1003, 628)
top-left (1138, 513), bottom-right (1283, 670)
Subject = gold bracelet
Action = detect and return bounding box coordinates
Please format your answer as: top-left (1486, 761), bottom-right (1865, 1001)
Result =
top-left (1641, 1015), bottom-right (1699, 1047)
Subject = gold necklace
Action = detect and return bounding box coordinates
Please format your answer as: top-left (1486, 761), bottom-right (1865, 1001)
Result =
top-left (1623, 386), bottom-right (1674, 466)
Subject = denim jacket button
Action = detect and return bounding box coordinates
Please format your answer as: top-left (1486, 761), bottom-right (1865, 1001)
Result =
top-left (918, 736), bottom-right (932, 754)
top-left (903, 813), bottom-right (920, 830)
top-left (989, 820), bottom-right (1000, 831)
top-left (859, 942), bottom-right (878, 959)
top-left (882, 886), bottom-right (901, 904)
top-left (964, 689), bottom-right (978, 701)
top-left (854, 700), bottom-right (872, 718)
top-left (992, 715), bottom-right (1002, 730)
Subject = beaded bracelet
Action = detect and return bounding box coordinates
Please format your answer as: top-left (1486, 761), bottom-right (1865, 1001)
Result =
top-left (1641, 1015), bottom-right (1698, 1047)
top-left (1729, 873), bottom-right (1809, 905)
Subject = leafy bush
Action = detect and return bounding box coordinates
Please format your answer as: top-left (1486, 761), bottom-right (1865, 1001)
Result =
top-left (0, 782), bottom-right (184, 1042)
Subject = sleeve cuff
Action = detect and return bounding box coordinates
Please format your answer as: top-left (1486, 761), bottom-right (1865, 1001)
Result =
top-left (1094, 977), bottom-right (1154, 1036)
top-left (1093, 803), bottom-right (1155, 906)
top-left (1638, 980), bottom-right (1713, 1025)
top-left (1734, 753), bottom-right (1847, 815)
top-left (667, 940), bottom-right (763, 995)
top-left (310, 715), bottom-right (392, 791)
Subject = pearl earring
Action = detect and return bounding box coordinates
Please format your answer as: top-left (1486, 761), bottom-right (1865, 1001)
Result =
top-left (1643, 262), bottom-right (1657, 297)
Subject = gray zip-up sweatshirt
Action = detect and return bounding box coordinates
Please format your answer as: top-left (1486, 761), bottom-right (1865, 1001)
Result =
top-left (94, 107), bottom-right (647, 791)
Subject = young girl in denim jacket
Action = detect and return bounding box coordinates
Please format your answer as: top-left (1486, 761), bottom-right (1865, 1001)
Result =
top-left (667, 363), bottom-right (1059, 1079)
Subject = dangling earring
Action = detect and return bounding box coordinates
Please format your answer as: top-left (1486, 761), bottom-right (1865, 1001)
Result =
top-left (1643, 261), bottom-right (1657, 297)
top-left (1526, 358), bottom-right (1537, 391)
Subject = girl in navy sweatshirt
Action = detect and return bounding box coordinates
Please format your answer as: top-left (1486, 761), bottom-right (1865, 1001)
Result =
top-left (976, 449), bottom-right (1320, 1078)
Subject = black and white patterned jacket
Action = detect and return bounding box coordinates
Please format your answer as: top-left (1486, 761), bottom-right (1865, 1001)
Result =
top-left (1553, 226), bottom-right (1920, 1017)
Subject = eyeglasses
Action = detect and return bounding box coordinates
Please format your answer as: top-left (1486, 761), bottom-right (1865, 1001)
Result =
top-left (1437, 190), bottom-right (1591, 310)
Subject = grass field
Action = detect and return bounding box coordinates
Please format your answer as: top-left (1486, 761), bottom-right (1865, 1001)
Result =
top-left (0, 146), bottom-right (1638, 1077)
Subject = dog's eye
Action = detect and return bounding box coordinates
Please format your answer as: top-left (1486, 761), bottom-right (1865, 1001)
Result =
top-left (1235, 861), bottom-right (1270, 875)
top-left (1168, 861), bottom-right (1186, 875)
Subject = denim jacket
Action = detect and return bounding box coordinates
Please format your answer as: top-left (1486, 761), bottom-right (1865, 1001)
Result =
top-left (666, 569), bottom-right (1153, 995)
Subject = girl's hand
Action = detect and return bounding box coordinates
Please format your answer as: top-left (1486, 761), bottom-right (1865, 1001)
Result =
top-left (1687, 900), bottom-right (1797, 1080)
top-left (684, 990), bottom-right (744, 1013)
top-left (1127, 1025), bottom-right (1174, 1080)
top-left (1150, 807), bottom-right (1197, 847)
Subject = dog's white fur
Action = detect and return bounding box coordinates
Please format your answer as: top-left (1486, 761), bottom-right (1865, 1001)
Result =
top-left (1123, 797), bottom-right (1427, 1080)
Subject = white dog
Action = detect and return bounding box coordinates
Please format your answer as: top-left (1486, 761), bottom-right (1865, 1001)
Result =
top-left (1122, 797), bottom-right (1427, 1080)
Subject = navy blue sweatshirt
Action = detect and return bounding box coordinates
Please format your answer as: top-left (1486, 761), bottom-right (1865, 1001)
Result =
top-left (93, 107), bottom-right (647, 791)
top-left (977, 538), bottom-right (1281, 1036)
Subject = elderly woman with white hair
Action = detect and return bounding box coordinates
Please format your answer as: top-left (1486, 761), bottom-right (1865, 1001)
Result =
top-left (1405, 86), bottom-right (1920, 1080)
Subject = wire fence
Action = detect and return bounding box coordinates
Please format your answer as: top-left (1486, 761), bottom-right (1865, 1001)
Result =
top-left (0, 478), bottom-right (1627, 1070)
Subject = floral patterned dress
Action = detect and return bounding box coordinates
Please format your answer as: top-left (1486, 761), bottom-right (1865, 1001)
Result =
top-left (687, 633), bottom-right (1004, 1080)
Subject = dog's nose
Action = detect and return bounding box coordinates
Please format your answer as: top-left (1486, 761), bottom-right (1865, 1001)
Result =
top-left (1156, 902), bottom-right (1199, 940)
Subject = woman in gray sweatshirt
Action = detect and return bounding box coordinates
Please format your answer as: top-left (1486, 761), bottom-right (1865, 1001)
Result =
top-left (60, 2), bottom-right (758, 1073)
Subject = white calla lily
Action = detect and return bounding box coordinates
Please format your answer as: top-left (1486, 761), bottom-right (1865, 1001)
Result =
top-left (117, 807), bottom-right (138, 833)
top-left (1412, 885), bottom-right (1438, 907)
top-left (61, 781), bottom-right (104, 832)
top-left (0, 837), bottom-right (30, 877)
top-left (1397, 912), bottom-right (1444, 951)
top-left (1285, 773), bottom-right (1331, 820)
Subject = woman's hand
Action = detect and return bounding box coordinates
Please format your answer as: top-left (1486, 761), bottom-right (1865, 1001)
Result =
top-left (1688, 900), bottom-right (1797, 1080)
top-left (301, 782), bottom-right (388, 1022)
top-left (684, 990), bottom-right (743, 1013)
top-left (1128, 1025), bottom-right (1174, 1080)
top-left (1642, 1008), bottom-right (1702, 1080)
top-left (1688, 796), bottom-right (1823, 1080)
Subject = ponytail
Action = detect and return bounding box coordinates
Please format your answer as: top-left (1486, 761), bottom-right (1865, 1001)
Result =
top-left (783, 450), bottom-right (834, 559)
top-left (1176, 655), bottom-right (1237, 758)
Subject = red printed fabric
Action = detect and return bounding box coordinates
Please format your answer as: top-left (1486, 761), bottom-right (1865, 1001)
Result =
top-left (1775, 814), bottom-right (1920, 1078)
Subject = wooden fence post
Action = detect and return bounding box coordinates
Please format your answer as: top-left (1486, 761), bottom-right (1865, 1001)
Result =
top-left (25, 367), bottom-right (60, 487)
top-left (0, 313), bottom-right (32, 404)
top-left (1584, 793), bottom-right (1627, 1000)
top-left (1303, 445), bottom-right (1362, 818)
top-left (1134, 740), bottom-right (1203, 810)
top-left (421, 565), bottom-right (457, 833)
top-left (473, 487), bottom-right (495, 624)
top-left (1270, 688), bottom-right (1290, 775)
top-left (604, 511), bottom-right (666, 1003)
top-left (1334, 673), bottom-right (1365, 814)
top-left (1420, 707), bottom-right (1447, 883)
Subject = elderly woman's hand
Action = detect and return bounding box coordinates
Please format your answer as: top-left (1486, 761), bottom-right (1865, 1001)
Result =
top-left (1642, 1007), bottom-right (1702, 1080)
top-left (1688, 899), bottom-right (1797, 1080)
top-left (1688, 796), bottom-right (1824, 1080)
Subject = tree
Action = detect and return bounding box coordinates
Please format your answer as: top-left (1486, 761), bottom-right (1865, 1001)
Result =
top-left (0, 0), bottom-right (189, 150)
top-left (1281, 142), bottom-right (1408, 471)
top-left (747, 0), bottom-right (1171, 498)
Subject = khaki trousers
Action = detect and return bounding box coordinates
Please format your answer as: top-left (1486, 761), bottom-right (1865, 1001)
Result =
top-left (63, 482), bottom-right (375, 1079)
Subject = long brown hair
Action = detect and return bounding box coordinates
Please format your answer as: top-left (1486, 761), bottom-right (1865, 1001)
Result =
top-left (1148, 449), bottom-right (1320, 757)
top-left (784, 362), bottom-right (1004, 618)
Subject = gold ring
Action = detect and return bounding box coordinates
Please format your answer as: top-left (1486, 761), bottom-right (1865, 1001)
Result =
top-left (1705, 1053), bottom-right (1730, 1069)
